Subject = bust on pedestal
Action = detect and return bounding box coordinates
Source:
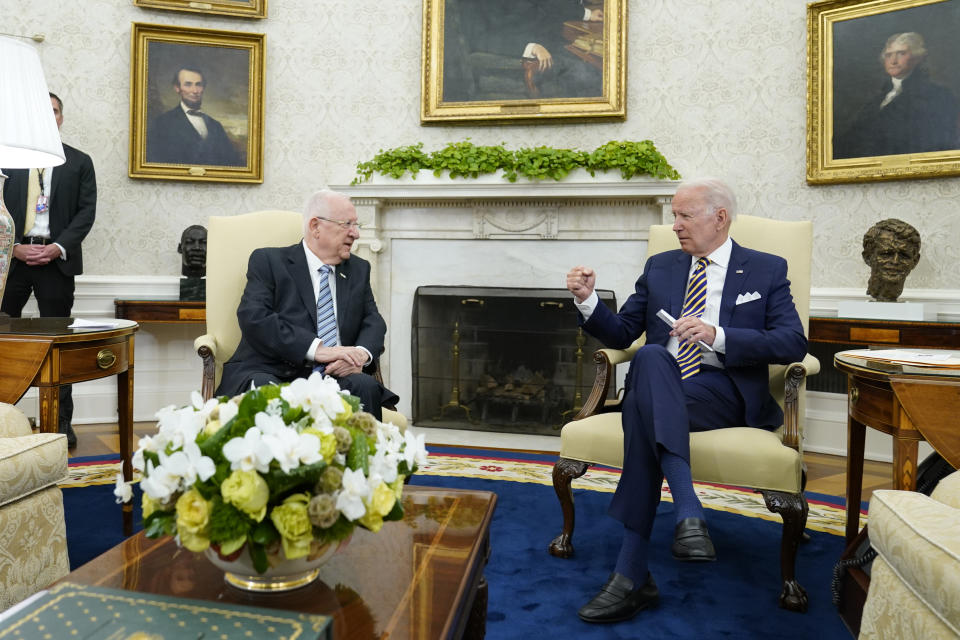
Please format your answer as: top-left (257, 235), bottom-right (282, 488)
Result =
top-left (178, 225), bottom-right (206, 301)
top-left (838, 218), bottom-right (930, 320)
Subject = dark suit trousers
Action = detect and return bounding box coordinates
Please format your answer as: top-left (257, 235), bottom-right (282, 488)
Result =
top-left (607, 344), bottom-right (746, 536)
top-left (1, 259), bottom-right (76, 430)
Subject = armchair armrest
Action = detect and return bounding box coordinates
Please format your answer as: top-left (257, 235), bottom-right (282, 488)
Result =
top-left (573, 338), bottom-right (645, 421)
top-left (194, 334), bottom-right (220, 401)
top-left (780, 353), bottom-right (820, 451)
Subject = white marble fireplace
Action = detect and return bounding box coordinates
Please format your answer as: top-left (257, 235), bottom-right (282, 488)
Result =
top-left (335, 173), bottom-right (679, 422)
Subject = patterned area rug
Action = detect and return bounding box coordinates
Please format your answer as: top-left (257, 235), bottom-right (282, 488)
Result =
top-left (64, 448), bottom-right (856, 535)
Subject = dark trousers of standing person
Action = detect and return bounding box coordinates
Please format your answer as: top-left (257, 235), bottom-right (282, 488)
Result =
top-left (1, 259), bottom-right (76, 442)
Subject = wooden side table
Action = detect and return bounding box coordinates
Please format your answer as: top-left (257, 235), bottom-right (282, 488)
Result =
top-left (0, 318), bottom-right (139, 532)
top-left (114, 298), bottom-right (205, 324)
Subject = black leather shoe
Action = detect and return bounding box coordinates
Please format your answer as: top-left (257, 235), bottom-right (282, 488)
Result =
top-left (672, 517), bottom-right (716, 561)
top-left (59, 423), bottom-right (77, 449)
top-left (577, 572), bottom-right (659, 623)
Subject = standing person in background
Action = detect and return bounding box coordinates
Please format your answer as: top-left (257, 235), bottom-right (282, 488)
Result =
top-left (1, 92), bottom-right (97, 449)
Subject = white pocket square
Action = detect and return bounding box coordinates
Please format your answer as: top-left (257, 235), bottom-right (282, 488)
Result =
top-left (735, 291), bottom-right (761, 305)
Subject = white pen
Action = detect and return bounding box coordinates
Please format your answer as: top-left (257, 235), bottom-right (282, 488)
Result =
top-left (656, 309), bottom-right (715, 351)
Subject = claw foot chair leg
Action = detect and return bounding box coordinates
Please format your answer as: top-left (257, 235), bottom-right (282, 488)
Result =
top-left (549, 457), bottom-right (590, 558)
top-left (762, 490), bottom-right (810, 612)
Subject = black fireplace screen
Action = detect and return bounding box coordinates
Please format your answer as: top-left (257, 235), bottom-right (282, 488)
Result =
top-left (412, 286), bottom-right (617, 435)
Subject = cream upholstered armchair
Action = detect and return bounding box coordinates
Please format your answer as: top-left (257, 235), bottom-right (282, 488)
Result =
top-left (859, 469), bottom-right (960, 639)
top-left (549, 215), bottom-right (820, 612)
top-left (0, 402), bottom-right (69, 610)
top-left (194, 210), bottom-right (407, 430)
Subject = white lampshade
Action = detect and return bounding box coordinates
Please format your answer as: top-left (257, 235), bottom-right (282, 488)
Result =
top-left (0, 37), bottom-right (65, 168)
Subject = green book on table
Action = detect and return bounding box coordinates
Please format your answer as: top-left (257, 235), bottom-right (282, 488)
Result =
top-left (0, 582), bottom-right (332, 639)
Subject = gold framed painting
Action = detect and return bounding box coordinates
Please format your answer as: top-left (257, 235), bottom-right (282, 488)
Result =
top-left (807, 0), bottom-right (960, 184)
top-left (129, 23), bottom-right (265, 183)
top-left (421, 0), bottom-right (626, 124)
top-left (133, 0), bottom-right (267, 19)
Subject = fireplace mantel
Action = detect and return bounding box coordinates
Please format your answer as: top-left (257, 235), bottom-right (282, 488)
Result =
top-left (330, 173), bottom-right (679, 420)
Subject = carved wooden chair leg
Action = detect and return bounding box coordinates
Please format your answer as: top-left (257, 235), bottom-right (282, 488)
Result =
top-left (548, 457), bottom-right (590, 558)
top-left (800, 466), bottom-right (811, 543)
top-left (762, 489), bottom-right (810, 612)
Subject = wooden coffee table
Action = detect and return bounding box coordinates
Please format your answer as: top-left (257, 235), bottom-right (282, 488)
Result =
top-left (62, 485), bottom-right (496, 640)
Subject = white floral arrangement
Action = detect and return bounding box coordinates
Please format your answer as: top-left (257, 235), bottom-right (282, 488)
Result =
top-left (115, 373), bottom-right (427, 573)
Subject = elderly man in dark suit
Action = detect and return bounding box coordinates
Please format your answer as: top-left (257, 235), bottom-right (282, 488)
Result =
top-left (217, 190), bottom-right (397, 419)
top-left (1, 92), bottom-right (97, 448)
top-left (566, 178), bottom-right (807, 623)
top-left (146, 67), bottom-right (243, 167)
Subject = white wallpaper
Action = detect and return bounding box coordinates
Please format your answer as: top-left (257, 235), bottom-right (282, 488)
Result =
top-left (4, 0), bottom-right (960, 290)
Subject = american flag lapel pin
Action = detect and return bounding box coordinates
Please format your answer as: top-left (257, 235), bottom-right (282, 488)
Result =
top-left (339, 271), bottom-right (347, 278)
top-left (735, 269), bottom-right (744, 274)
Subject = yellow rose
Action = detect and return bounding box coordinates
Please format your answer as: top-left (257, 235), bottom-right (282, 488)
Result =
top-left (142, 493), bottom-right (160, 520)
top-left (390, 477), bottom-right (405, 501)
top-left (358, 510), bottom-right (383, 533)
top-left (175, 489), bottom-right (212, 552)
top-left (221, 470), bottom-right (269, 522)
top-left (319, 432), bottom-right (337, 462)
top-left (270, 493), bottom-right (314, 560)
top-left (202, 419), bottom-right (222, 437)
top-left (338, 397), bottom-right (353, 421)
top-left (369, 481), bottom-right (396, 517)
top-left (218, 536), bottom-right (246, 556)
top-left (179, 528), bottom-right (210, 552)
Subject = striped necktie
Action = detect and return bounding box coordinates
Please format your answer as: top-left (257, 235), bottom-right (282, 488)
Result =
top-left (676, 257), bottom-right (709, 380)
top-left (314, 265), bottom-right (338, 374)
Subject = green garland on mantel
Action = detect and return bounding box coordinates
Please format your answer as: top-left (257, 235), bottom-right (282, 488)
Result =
top-left (351, 140), bottom-right (681, 185)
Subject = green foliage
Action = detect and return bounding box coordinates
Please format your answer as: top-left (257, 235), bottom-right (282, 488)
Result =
top-left (586, 140), bottom-right (682, 180)
top-left (144, 511), bottom-right (176, 539)
top-left (509, 146), bottom-right (588, 182)
top-left (352, 140), bottom-right (679, 184)
top-left (315, 514), bottom-right (355, 544)
top-left (263, 461), bottom-right (328, 497)
top-left (354, 143), bottom-right (431, 183)
top-left (346, 426), bottom-right (370, 475)
top-left (429, 141), bottom-right (514, 179)
top-left (208, 498), bottom-right (252, 544)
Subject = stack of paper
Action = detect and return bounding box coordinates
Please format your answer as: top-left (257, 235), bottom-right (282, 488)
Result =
top-left (842, 349), bottom-right (960, 368)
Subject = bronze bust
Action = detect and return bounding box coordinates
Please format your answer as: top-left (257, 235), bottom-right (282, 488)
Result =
top-left (178, 225), bottom-right (207, 278)
top-left (177, 225), bottom-right (207, 301)
top-left (861, 219), bottom-right (920, 302)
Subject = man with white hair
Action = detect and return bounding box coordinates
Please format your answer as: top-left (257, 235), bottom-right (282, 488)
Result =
top-left (217, 190), bottom-right (397, 418)
top-left (834, 32), bottom-right (959, 159)
top-left (566, 178), bottom-right (807, 623)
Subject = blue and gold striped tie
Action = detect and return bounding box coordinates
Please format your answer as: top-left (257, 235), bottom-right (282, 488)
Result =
top-left (676, 257), bottom-right (709, 380)
top-left (314, 265), bottom-right (337, 373)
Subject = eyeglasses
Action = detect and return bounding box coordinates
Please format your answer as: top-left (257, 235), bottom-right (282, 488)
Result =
top-left (315, 216), bottom-right (362, 230)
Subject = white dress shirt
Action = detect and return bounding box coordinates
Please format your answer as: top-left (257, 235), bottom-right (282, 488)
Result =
top-left (181, 102), bottom-right (208, 139)
top-left (23, 166), bottom-right (67, 260)
top-left (574, 236), bottom-right (733, 368)
top-left (302, 241), bottom-right (372, 365)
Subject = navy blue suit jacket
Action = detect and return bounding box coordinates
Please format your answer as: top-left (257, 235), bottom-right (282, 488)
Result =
top-left (583, 240), bottom-right (807, 428)
top-left (218, 243), bottom-right (387, 396)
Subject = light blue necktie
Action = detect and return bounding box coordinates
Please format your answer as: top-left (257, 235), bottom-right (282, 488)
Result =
top-left (675, 257), bottom-right (709, 380)
top-left (314, 265), bottom-right (337, 373)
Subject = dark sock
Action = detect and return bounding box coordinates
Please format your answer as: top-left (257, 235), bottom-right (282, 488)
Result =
top-left (613, 526), bottom-right (649, 585)
top-left (661, 449), bottom-right (705, 523)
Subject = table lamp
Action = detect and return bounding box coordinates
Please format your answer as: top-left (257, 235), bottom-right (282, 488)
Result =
top-left (0, 35), bottom-right (66, 316)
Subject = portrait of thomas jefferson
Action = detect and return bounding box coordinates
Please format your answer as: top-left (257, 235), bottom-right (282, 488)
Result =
top-left (830, 1), bottom-right (960, 162)
top-left (144, 42), bottom-right (249, 168)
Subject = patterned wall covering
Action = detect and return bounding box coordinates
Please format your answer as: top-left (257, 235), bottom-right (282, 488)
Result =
top-left (6, 0), bottom-right (960, 290)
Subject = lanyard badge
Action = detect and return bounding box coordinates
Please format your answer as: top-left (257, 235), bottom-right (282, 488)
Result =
top-left (35, 194), bottom-right (49, 214)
